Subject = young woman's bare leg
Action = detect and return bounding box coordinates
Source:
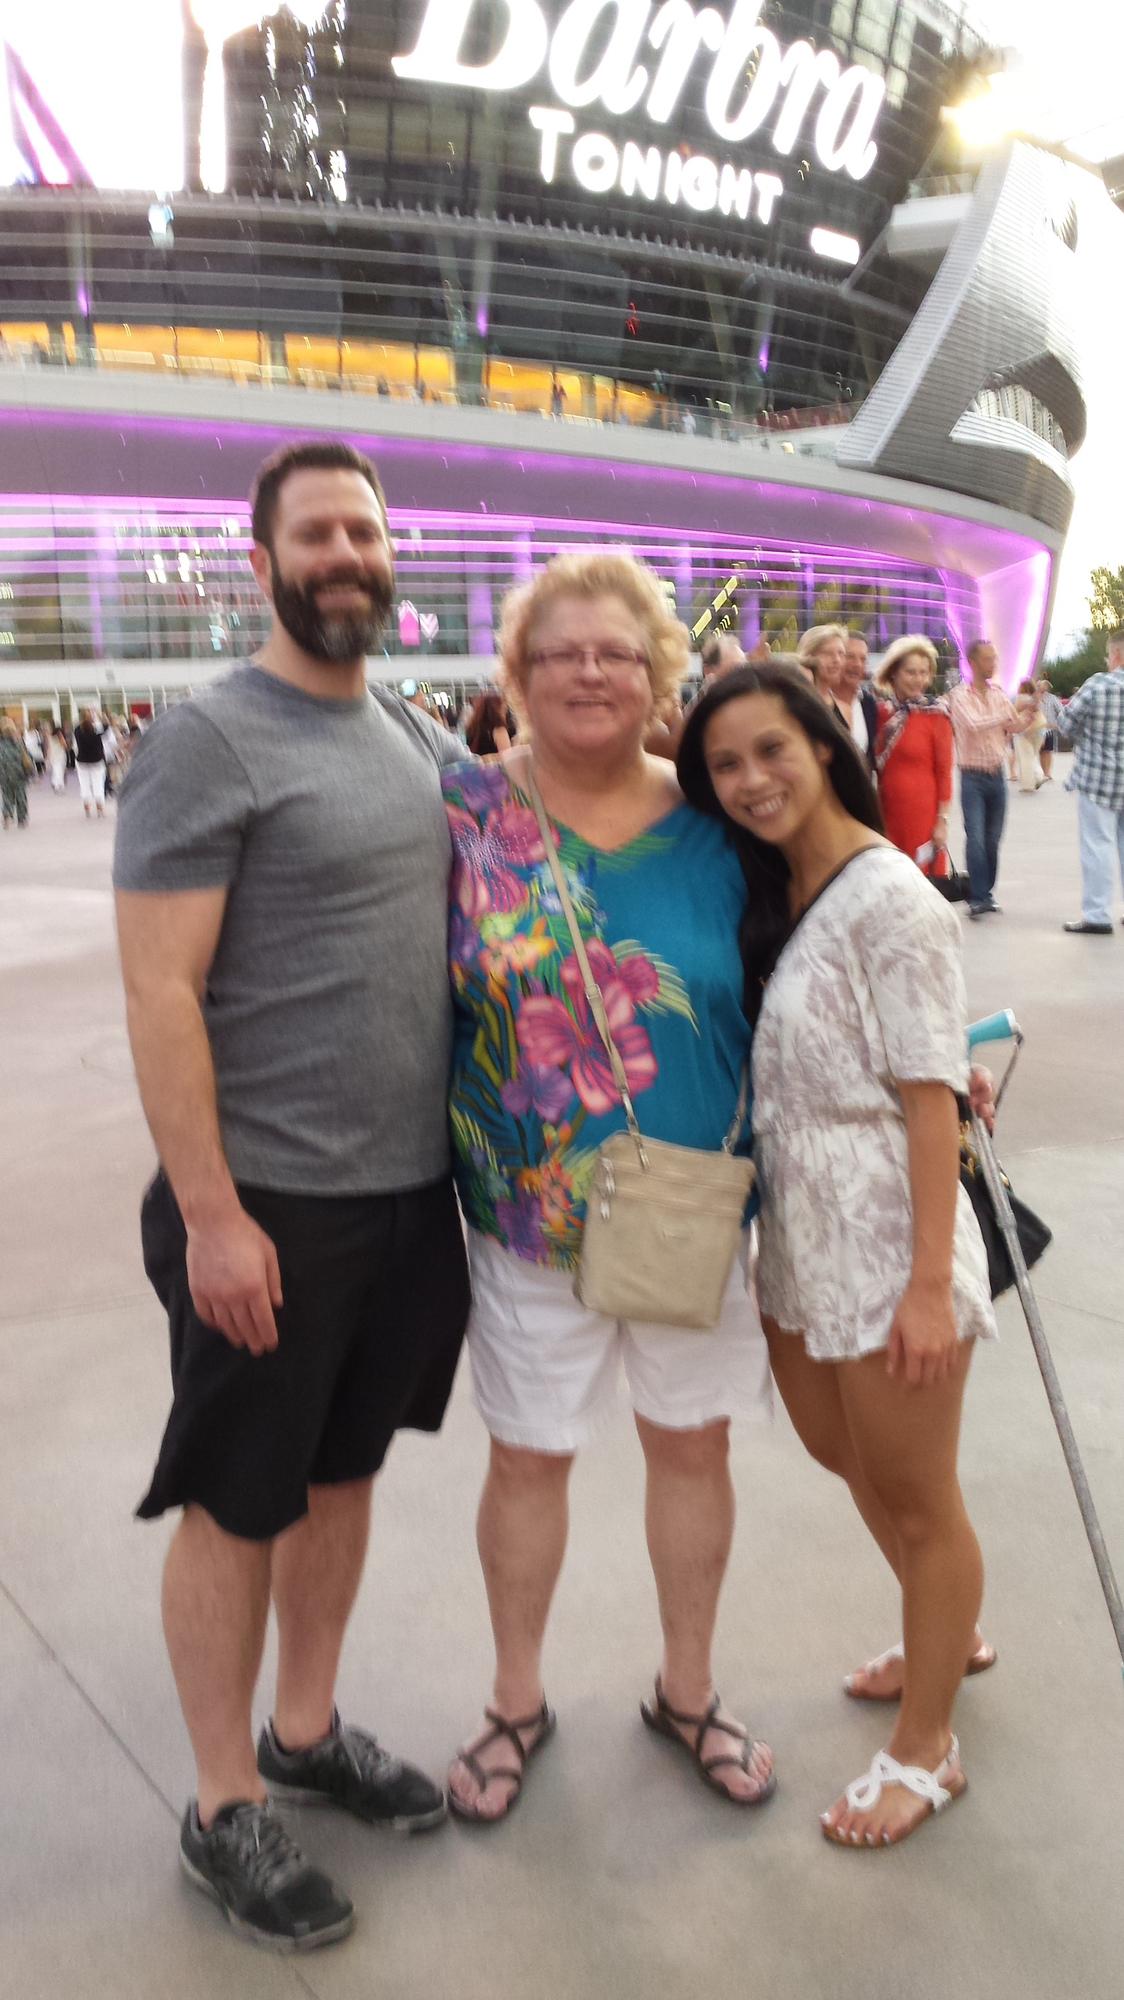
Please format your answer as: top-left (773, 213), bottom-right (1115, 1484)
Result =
top-left (765, 1322), bottom-right (989, 1699)
top-left (825, 1341), bottom-right (980, 1844)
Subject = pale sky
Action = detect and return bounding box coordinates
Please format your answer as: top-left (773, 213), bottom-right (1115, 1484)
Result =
top-left (967, 2), bottom-right (1124, 650)
top-left (971, 0), bottom-right (1124, 164)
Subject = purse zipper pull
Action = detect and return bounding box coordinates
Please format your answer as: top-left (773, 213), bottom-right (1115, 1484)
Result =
top-left (599, 1158), bottom-right (615, 1221)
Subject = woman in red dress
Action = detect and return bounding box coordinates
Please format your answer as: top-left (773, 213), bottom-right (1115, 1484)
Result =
top-left (874, 638), bottom-right (954, 879)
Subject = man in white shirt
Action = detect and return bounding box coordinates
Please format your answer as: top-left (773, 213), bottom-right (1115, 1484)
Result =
top-left (831, 632), bottom-right (878, 775)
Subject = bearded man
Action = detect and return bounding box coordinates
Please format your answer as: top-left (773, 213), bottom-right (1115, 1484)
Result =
top-left (114, 441), bottom-right (470, 1951)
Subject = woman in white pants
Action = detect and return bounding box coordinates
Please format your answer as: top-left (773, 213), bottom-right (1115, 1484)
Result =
top-left (1013, 681), bottom-right (1045, 792)
top-left (77, 761), bottom-right (107, 811)
top-left (46, 727), bottom-right (68, 793)
top-left (74, 710), bottom-right (108, 816)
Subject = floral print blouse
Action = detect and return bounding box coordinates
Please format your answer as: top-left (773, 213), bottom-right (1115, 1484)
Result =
top-left (443, 762), bottom-right (754, 1272)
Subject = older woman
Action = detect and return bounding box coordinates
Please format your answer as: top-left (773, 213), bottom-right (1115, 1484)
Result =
top-left (874, 637), bottom-right (954, 878)
top-left (796, 623), bottom-right (847, 699)
top-left (442, 553), bottom-right (775, 1821)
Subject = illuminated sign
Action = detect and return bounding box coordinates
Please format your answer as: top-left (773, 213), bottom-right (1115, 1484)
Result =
top-left (394, 1), bottom-right (886, 230)
top-left (1, 0), bottom-right (886, 255)
top-left (810, 226), bottom-right (861, 264)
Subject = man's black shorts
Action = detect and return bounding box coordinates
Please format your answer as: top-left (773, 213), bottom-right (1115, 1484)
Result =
top-left (137, 1172), bottom-right (470, 1541)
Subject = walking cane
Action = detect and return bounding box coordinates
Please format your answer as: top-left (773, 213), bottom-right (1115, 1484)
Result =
top-left (969, 1010), bottom-right (1124, 1679)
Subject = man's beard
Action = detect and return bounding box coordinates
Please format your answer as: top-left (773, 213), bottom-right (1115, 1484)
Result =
top-left (269, 561), bottom-right (395, 663)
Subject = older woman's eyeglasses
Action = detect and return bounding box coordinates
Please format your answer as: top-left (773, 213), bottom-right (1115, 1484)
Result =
top-left (527, 643), bottom-right (649, 674)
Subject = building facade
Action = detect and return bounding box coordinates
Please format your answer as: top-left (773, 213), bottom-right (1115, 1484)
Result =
top-left (0, 1), bottom-right (1115, 711)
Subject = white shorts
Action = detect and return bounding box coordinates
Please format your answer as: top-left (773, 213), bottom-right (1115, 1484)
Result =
top-left (465, 1229), bottom-right (773, 1453)
top-left (77, 763), bottom-right (106, 805)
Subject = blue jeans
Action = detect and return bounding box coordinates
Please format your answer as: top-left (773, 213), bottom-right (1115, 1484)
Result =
top-left (1078, 793), bottom-right (1124, 925)
top-left (960, 767), bottom-right (1007, 906)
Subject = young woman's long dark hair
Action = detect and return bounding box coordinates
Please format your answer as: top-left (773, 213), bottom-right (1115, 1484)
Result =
top-left (676, 664), bottom-right (883, 1022)
top-left (465, 690), bottom-right (516, 757)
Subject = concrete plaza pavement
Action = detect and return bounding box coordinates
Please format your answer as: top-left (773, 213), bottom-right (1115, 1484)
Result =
top-left (2, 761), bottom-right (1123, 2000)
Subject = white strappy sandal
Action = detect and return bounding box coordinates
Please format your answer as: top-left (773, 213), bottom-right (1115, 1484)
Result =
top-left (844, 1638), bottom-right (998, 1702)
top-left (842, 1641), bottom-right (907, 1699)
top-left (821, 1736), bottom-right (967, 1848)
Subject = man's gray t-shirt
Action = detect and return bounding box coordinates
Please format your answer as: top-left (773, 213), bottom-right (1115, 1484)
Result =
top-left (114, 665), bottom-right (463, 1195)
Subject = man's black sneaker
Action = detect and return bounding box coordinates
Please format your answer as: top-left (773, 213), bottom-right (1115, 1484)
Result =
top-left (258, 1711), bottom-right (447, 1833)
top-left (179, 1800), bottom-right (354, 1953)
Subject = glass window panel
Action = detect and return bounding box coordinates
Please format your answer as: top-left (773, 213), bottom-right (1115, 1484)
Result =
top-left (891, 14), bottom-right (915, 69)
top-left (855, 0), bottom-right (896, 60)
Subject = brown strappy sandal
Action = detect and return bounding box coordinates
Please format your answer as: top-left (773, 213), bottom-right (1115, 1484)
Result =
top-left (448, 1699), bottom-right (557, 1825)
top-left (640, 1679), bottom-right (776, 1807)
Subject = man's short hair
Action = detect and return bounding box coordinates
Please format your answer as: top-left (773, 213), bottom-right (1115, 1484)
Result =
top-left (967, 639), bottom-right (993, 663)
top-left (250, 440), bottom-right (388, 551)
top-left (700, 632), bottom-right (745, 674)
top-left (1107, 628), bottom-right (1124, 651)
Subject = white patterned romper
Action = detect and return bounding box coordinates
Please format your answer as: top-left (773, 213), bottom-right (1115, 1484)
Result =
top-left (752, 846), bottom-right (997, 1362)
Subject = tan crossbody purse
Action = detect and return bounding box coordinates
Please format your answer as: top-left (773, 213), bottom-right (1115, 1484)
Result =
top-left (525, 772), bottom-right (754, 1331)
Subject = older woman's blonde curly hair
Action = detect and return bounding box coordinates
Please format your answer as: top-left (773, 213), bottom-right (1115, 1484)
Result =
top-left (797, 622), bottom-right (849, 665)
top-left (498, 552), bottom-right (690, 725)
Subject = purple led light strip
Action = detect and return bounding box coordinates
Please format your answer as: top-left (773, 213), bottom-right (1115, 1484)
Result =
top-left (0, 497), bottom-right (1031, 571)
top-left (0, 408), bottom-right (1047, 552)
top-left (0, 387), bottom-right (1054, 683)
top-left (0, 513), bottom-right (1031, 576)
top-left (2, 543), bottom-right (954, 579)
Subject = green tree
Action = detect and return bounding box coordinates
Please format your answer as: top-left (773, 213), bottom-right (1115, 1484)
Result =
top-left (1088, 566), bottom-right (1124, 631)
top-left (1044, 631), bottom-right (1109, 697)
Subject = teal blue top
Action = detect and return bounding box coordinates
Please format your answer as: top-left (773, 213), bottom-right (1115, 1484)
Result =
top-left (442, 761), bottom-right (755, 1272)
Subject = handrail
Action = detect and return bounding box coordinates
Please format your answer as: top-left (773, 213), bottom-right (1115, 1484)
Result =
top-left (0, 342), bottom-right (859, 454)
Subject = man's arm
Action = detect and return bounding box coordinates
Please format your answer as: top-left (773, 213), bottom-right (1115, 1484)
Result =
top-left (116, 888), bottom-right (282, 1355)
top-left (1061, 681), bottom-right (1096, 739)
top-left (949, 689), bottom-right (1019, 734)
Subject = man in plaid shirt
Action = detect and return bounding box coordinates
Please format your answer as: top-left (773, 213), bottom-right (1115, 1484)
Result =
top-left (1063, 628), bottom-right (1124, 934)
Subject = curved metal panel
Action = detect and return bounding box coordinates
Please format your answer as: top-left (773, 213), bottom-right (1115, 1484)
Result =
top-left (837, 140), bottom-right (1102, 535)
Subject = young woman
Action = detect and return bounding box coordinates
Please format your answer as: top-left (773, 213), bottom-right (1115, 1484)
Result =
top-left (1035, 676), bottom-right (1064, 781)
top-left (463, 689), bottom-right (516, 757)
top-left (677, 664), bottom-right (998, 1850)
top-left (1013, 680), bottom-right (1047, 792)
top-left (45, 722), bottom-right (69, 793)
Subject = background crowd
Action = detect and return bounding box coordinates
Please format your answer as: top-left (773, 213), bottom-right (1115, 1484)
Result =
top-left (402, 622), bottom-right (1077, 924)
top-left (0, 707), bottom-right (143, 827)
top-left (9, 625), bottom-right (1122, 941)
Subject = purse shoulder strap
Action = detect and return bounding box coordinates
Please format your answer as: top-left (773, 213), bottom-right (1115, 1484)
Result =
top-left (523, 769), bottom-right (748, 1157)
